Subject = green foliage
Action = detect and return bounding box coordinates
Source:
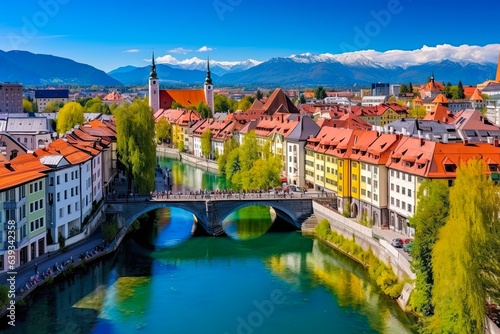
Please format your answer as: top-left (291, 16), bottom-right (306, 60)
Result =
top-left (44, 101), bottom-right (64, 113)
top-left (155, 117), bottom-right (171, 144)
top-left (314, 86), bottom-right (327, 100)
top-left (58, 232), bottom-right (66, 249)
top-left (176, 139), bottom-right (185, 152)
top-left (457, 80), bottom-right (465, 99)
top-left (218, 131), bottom-right (281, 190)
top-left (444, 82), bottom-right (452, 98)
top-left (171, 101), bottom-right (183, 109)
top-left (102, 219), bottom-right (119, 243)
top-left (299, 94), bottom-right (306, 104)
top-left (409, 180), bottom-right (449, 316)
top-left (313, 219), bottom-right (404, 299)
top-left (255, 89), bottom-right (263, 101)
top-left (22, 99), bottom-right (33, 112)
top-left (214, 94), bottom-right (237, 113)
top-left (84, 97), bottom-right (111, 114)
top-left (400, 84), bottom-right (409, 94)
top-left (237, 96), bottom-right (253, 111)
top-left (114, 99), bottom-right (156, 194)
top-left (56, 102), bottom-right (85, 133)
top-left (342, 201), bottom-right (352, 218)
top-left (408, 106), bottom-right (427, 119)
top-left (359, 211), bottom-right (373, 227)
top-left (217, 137), bottom-right (239, 175)
top-left (196, 101), bottom-right (212, 119)
top-left (128, 220), bottom-right (141, 233)
top-left (428, 159), bottom-right (500, 334)
top-left (201, 128), bottom-right (212, 158)
top-left (0, 285), bottom-right (9, 307)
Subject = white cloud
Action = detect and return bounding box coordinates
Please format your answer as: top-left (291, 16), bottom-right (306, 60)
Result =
top-left (335, 44), bottom-right (500, 68)
top-left (155, 54), bottom-right (180, 65)
top-left (168, 47), bottom-right (192, 54)
top-left (124, 49), bottom-right (140, 53)
top-left (197, 46), bottom-right (213, 52)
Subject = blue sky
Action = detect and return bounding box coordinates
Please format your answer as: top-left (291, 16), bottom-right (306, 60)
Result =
top-left (0, 0), bottom-right (499, 72)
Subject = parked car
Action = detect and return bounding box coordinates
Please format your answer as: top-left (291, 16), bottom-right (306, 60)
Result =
top-left (402, 238), bottom-right (414, 245)
top-left (391, 238), bottom-right (403, 248)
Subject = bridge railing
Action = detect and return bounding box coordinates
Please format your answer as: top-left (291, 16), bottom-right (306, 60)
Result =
top-left (105, 190), bottom-right (331, 203)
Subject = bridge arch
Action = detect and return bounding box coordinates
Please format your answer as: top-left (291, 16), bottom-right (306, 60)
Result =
top-left (216, 201), bottom-right (300, 229)
top-left (121, 202), bottom-right (207, 230)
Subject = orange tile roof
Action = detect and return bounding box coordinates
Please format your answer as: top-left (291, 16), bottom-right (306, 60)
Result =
top-left (497, 52), bottom-right (500, 82)
top-left (166, 89), bottom-right (206, 107)
top-left (0, 169), bottom-right (46, 191)
top-left (469, 88), bottom-right (483, 101)
top-left (432, 94), bottom-right (449, 104)
top-left (423, 103), bottom-right (455, 123)
top-left (423, 80), bottom-right (445, 92)
top-left (38, 138), bottom-right (92, 165)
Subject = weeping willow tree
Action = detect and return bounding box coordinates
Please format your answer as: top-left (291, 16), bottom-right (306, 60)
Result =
top-left (427, 159), bottom-right (500, 334)
top-left (409, 179), bottom-right (449, 316)
top-left (114, 99), bottom-right (156, 194)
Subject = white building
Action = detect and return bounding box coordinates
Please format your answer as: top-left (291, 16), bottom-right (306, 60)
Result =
top-left (361, 96), bottom-right (388, 107)
top-left (387, 169), bottom-right (417, 236)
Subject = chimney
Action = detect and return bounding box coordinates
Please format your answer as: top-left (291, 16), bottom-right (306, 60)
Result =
top-left (487, 136), bottom-right (494, 145)
top-left (463, 139), bottom-right (469, 146)
top-left (442, 133), bottom-right (448, 143)
top-left (402, 127), bottom-right (407, 136)
top-left (420, 138), bottom-right (425, 146)
top-left (495, 139), bottom-right (499, 147)
top-left (418, 130), bottom-right (423, 139)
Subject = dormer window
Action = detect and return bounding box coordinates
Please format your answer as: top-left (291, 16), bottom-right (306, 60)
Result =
top-left (489, 164), bottom-right (499, 172)
top-left (444, 164), bottom-right (456, 173)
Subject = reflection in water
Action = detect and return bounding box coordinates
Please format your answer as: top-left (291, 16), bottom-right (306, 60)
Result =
top-left (223, 206), bottom-right (276, 240)
top-left (153, 207), bottom-right (193, 248)
top-left (158, 155), bottom-right (231, 191)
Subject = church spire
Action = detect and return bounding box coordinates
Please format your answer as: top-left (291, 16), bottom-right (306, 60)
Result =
top-left (205, 56), bottom-right (212, 85)
top-left (150, 51), bottom-right (157, 79)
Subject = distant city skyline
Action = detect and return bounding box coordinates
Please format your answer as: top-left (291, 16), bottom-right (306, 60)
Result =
top-left (0, 0), bottom-right (499, 72)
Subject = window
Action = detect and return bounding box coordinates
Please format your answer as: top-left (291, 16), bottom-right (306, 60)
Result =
top-left (39, 181), bottom-right (42, 191)
top-left (402, 187), bottom-right (406, 195)
top-left (374, 194), bottom-right (378, 201)
top-left (396, 185), bottom-right (400, 193)
top-left (30, 202), bottom-right (34, 213)
top-left (401, 202), bottom-right (405, 210)
top-left (391, 183), bottom-right (394, 191)
top-left (67, 205), bottom-right (71, 214)
top-left (57, 193), bottom-right (60, 202)
top-left (39, 199), bottom-right (43, 209)
top-left (361, 176), bottom-right (366, 183)
top-left (65, 173), bottom-right (68, 182)
top-left (374, 167), bottom-right (378, 175)
top-left (30, 184), bottom-right (33, 194)
top-left (75, 170), bottom-right (78, 178)
top-left (352, 187), bottom-right (357, 193)
top-left (59, 208), bottom-right (63, 218)
top-left (407, 204), bottom-right (412, 212)
top-left (367, 191), bottom-right (371, 198)
top-left (374, 180), bottom-right (378, 189)
top-left (408, 189), bottom-right (412, 197)
top-left (396, 199), bottom-right (400, 207)
top-left (408, 175), bottom-right (412, 182)
top-left (352, 174), bottom-right (357, 181)
top-left (75, 202), bottom-right (79, 211)
top-left (361, 189), bottom-right (366, 196)
top-left (49, 177), bottom-right (54, 186)
top-left (71, 188), bottom-right (74, 197)
top-left (402, 173), bottom-right (405, 181)
top-left (57, 175), bottom-right (60, 185)
top-left (391, 197), bottom-right (394, 205)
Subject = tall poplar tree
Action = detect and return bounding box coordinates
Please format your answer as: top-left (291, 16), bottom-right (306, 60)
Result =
top-left (428, 159), bottom-right (500, 333)
top-left (201, 128), bottom-right (212, 158)
top-left (114, 99), bottom-right (156, 194)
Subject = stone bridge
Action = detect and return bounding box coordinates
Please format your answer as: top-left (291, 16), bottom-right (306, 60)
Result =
top-left (106, 194), bottom-right (314, 235)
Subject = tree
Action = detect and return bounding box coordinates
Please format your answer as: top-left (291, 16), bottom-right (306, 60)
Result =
top-left (155, 117), bottom-right (171, 144)
top-left (457, 80), bottom-right (465, 99)
top-left (409, 180), bottom-right (449, 316)
top-left (214, 94), bottom-right (237, 113)
top-left (114, 99), bottom-right (156, 194)
top-left (409, 82), bottom-right (413, 94)
top-left (237, 97), bottom-right (253, 111)
top-left (408, 106), bottom-right (427, 119)
top-left (444, 82), bottom-right (452, 98)
top-left (400, 84), bottom-right (409, 94)
top-left (44, 101), bottom-right (64, 113)
top-left (196, 101), bottom-right (212, 119)
top-left (201, 128), bottom-right (212, 158)
top-left (171, 101), bottom-right (183, 109)
top-left (217, 138), bottom-right (239, 175)
top-left (428, 159), bottom-right (500, 333)
top-left (22, 99), bottom-right (33, 113)
top-left (314, 86), bottom-right (327, 100)
top-left (56, 102), bottom-right (85, 133)
top-left (84, 97), bottom-right (110, 114)
top-left (32, 102), bottom-right (38, 112)
top-left (299, 94), bottom-right (306, 104)
top-left (256, 89), bottom-right (263, 101)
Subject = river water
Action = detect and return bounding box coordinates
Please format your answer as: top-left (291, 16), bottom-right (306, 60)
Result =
top-left (0, 156), bottom-right (416, 334)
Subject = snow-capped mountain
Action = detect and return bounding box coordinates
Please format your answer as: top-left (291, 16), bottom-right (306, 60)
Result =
top-left (155, 56), bottom-right (262, 75)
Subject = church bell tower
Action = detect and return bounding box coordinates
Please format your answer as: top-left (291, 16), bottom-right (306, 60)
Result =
top-left (204, 57), bottom-right (214, 114)
top-left (149, 51), bottom-right (160, 112)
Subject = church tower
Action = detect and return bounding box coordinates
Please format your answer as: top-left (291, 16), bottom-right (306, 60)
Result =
top-left (149, 51), bottom-right (160, 112)
top-left (204, 57), bottom-right (215, 114)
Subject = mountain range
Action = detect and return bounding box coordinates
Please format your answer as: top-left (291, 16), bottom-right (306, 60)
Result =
top-left (0, 48), bottom-right (498, 87)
